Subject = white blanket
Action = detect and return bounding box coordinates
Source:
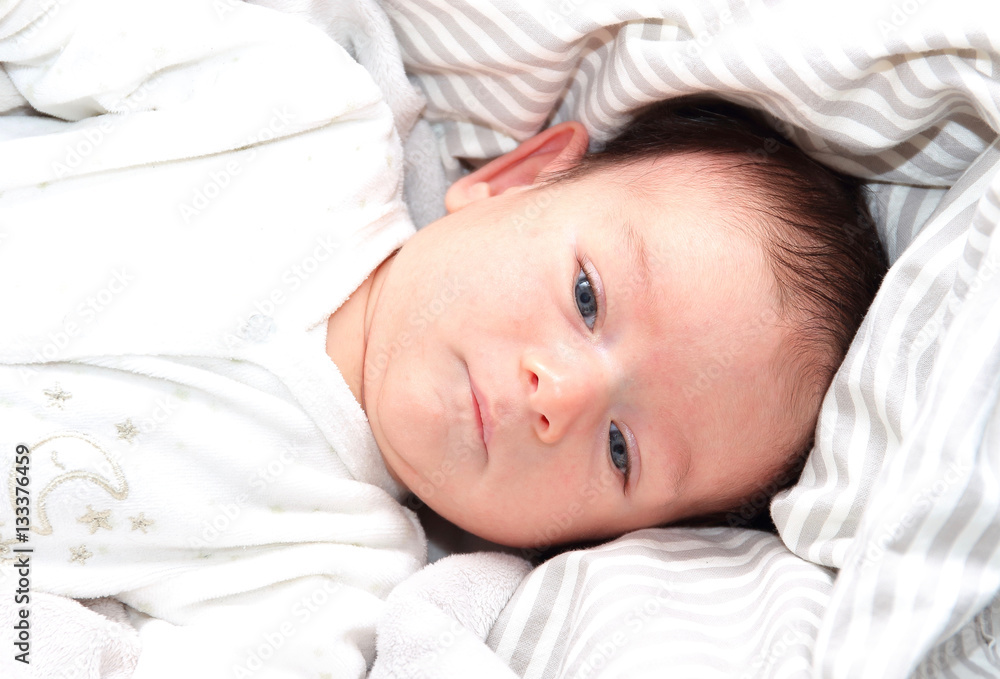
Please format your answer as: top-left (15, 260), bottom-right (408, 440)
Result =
top-left (0, 1), bottom-right (428, 678)
top-left (370, 552), bottom-right (530, 679)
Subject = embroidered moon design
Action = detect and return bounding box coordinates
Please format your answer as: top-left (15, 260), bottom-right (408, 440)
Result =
top-left (8, 432), bottom-right (129, 536)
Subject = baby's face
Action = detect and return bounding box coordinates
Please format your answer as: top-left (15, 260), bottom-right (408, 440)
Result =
top-left (363, 160), bottom-right (813, 548)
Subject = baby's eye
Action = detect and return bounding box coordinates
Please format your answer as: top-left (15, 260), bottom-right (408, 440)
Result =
top-left (609, 422), bottom-right (630, 480)
top-left (574, 269), bottom-right (598, 329)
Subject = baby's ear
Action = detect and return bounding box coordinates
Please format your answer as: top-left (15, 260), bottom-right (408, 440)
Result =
top-left (444, 121), bottom-right (589, 213)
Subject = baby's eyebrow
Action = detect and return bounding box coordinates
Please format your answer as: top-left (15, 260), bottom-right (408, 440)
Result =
top-left (619, 218), bottom-right (655, 309)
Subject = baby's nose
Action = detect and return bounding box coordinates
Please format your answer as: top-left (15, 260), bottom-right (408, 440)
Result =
top-left (522, 349), bottom-right (604, 444)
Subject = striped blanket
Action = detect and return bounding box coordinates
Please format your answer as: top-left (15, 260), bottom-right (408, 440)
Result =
top-left (378, 0), bottom-right (1000, 676)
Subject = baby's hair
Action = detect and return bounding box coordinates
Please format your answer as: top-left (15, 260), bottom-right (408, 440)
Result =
top-left (544, 95), bottom-right (889, 533)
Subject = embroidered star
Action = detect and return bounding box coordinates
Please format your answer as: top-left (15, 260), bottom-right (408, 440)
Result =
top-left (69, 545), bottom-right (93, 565)
top-left (239, 314), bottom-right (275, 343)
top-left (0, 533), bottom-right (18, 562)
top-left (77, 505), bottom-right (113, 533)
top-left (129, 513), bottom-right (154, 534)
top-left (43, 384), bottom-right (72, 408)
top-left (115, 419), bottom-right (139, 442)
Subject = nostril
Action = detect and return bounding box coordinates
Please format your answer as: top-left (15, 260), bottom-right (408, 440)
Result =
top-left (530, 373), bottom-right (539, 390)
top-left (540, 414), bottom-right (549, 429)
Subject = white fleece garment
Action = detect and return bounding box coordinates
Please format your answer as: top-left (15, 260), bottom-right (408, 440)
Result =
top-left (371, 553), bottom-right (530, 679)
top-left (0, 1), bottom-right (425, 677)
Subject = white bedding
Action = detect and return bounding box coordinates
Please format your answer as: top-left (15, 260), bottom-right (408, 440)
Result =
top-left (0, 0), bottom-right (426, 677)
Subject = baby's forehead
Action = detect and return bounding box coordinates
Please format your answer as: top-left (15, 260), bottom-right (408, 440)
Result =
top-left (580, 154), bottom-right (756, 251)
top-left (592, 149), bottom-right (730, 184)
top-left (584, 153), bottom-right (749, 223)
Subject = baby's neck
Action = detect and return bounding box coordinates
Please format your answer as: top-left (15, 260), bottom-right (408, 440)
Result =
top-left (325, 253), bottom-right (396, 407)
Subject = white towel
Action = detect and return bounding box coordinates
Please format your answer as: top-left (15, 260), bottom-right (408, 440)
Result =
top-left (0, 592), bottom-right (140, 679)
top-left (248, 0), bottom-right (449, 228)
top-left (370, 553), bottom-right (531, 679)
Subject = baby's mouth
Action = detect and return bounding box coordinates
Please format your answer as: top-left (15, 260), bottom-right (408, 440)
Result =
top-left (469, 377), bottom-right (493, 454)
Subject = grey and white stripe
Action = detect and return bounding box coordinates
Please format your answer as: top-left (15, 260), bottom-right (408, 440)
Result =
top-left (382, 0), bottom-right (1000, 675)
top-left (488, 528), bottom-right (833, 679)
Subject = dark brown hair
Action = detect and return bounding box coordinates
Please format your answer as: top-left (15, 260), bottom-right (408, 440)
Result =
top-left (549, 96), bottom-right (889, 532)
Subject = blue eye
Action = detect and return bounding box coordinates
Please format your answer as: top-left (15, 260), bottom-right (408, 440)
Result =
top-left (574, 269), bottom-right (598, 329)
top-left (609, 423), bottom-right (630, 479)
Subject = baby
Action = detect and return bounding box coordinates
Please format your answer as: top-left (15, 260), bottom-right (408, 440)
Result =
top-left (0, 2), bottom-right (885, 670)
top-left (341, 97), bottom-right (888, 549)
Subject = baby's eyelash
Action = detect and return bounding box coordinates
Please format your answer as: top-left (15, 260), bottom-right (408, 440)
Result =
top-left (574, 260), bottom-right (603, 331)
top-left (610, 422), bottom-right (630, 488)
top-left (573, 259), bottom-right (632, 493)
top-left (615, 422), bottom-right (641, 496)
top-left (574, 269), bottom-right (597, 329)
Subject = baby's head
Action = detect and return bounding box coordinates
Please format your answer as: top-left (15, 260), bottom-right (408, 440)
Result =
top-left (359, 97), bottom-right (888, 548)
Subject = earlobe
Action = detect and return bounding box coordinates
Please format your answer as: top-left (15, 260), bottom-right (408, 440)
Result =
top-left (444, 121), bottom-right (589, 213)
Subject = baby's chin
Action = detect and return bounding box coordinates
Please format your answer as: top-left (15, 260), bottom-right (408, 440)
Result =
top-left (419, 499), bottom-right (533, 549)
top-left (444, 509), bottom-right (624, 551)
